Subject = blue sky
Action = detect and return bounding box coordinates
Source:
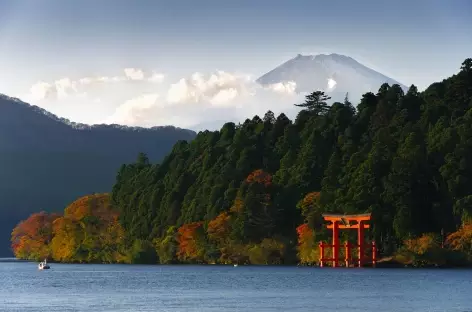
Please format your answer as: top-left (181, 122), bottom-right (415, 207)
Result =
top-left (0, 0), bottom-right (471, 129)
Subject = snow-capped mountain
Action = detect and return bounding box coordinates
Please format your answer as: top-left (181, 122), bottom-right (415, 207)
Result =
top-left (257, 53), bottom-right (407, 103)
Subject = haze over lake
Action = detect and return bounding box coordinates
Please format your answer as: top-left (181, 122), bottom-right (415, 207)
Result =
top-left (1, 260), bottom-right (471, 312)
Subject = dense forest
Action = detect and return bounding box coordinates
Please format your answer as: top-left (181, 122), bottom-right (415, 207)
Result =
top-left (12, 59), bottom-right (472, 266)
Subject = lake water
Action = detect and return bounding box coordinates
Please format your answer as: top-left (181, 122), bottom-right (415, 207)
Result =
top-left (1, 260), bottom-right (471, 312)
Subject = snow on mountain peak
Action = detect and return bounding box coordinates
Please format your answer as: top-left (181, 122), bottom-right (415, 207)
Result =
top-left (256, 53), bottom-right (406, 103)
top-left (327, 78), bottom-right (337, 90)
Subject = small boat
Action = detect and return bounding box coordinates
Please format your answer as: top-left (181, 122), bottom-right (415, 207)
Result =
top-left (233, 264), bottom-right (238, 267)
top-left (38, 259), bottom-right (50, 270)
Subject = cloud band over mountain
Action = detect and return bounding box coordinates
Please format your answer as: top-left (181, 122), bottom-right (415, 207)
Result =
top-left (18, 54), bottom-right (406, 131)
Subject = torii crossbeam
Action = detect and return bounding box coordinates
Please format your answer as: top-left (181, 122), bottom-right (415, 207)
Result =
top-left (319, 213), bottom-right (376, 268)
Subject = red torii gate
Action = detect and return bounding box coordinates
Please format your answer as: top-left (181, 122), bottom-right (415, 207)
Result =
top-left (319, 213), bottom-right (376, 268)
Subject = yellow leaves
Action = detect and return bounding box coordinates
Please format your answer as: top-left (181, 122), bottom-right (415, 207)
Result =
top-left (403, 233), bottom-right (441, 255)
top-left (298, 192), bottom-right (321, 214)
top-left (64, 193), bottom-right (112, 221)
top-left (230, 197), bottom-right (243, 213)
top-left (177, 222), bottom-right (205, 262)
top-left (396, 232), bottom-right (469, 267)
top-left (207, 212), bottom-right (232, 243)
top-left (446, 222), bottom-right (472, 254)
top-left (10, 211), bottom-right (60, 261)
top-left (400, 223), bottom-right (472, 260)
top-left (248, 238), bottom-right (286, 265)
top-left (13, 193), bottom-right (125, 263)
top-left (51, 217), bottom-right (79, 262)
top-left (296, 223), bottom-right (319, 265)
top-left (52, 194), bottom-right (125, 263)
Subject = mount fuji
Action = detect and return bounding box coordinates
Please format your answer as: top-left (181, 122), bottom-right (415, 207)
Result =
top-left (257, 53), bottom-right (408, 103)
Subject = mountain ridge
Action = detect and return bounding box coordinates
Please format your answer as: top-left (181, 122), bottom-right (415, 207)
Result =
top-left (0, 94), bottom-right (194, 133)
top-left (0, 94), bottom-right (196, 256)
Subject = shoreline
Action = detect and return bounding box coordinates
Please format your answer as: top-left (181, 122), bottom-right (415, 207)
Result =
top-left (4, 258), bottom-right (471, 269)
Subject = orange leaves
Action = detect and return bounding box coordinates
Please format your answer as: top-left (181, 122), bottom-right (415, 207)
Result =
top-left (297, 192), bottom-right (322, 227)
top-left (12, 193), bottom-right (125, 263)
top-left (12, 212), bottom-right (60, 239)
top-left (395, 233), bottom-right (449, 267)
top-left (177, 222), bottom-right (205, 262)
top-left (51, 193), bottom-right (125, 262)
top-left (296, 223), bottom-right (312, 238)
top-left (403, 233), bottom-right (441, 255)
top-left (446, 222), bottom-right (472, 253)
top-left (296, 223), bottom-right (315, 249)
top-left (11, 211), bottom-right (60, 260)
top-left (230, 197), bottom-right (244, 213)
top-left (64, 193), bottom-right (113, 221)
top-left (299, 192), bottom-right (320, 211)
top-left (245, 169), bottom-right (272, 187)
top-left (296, 223), bottom-right (318, 264)
top-left (207, 212), bottom-right (232, 243)
top-left (303, 191), bottom-right (320, 203)
top-left (50, 217), bottom-right (80, 262)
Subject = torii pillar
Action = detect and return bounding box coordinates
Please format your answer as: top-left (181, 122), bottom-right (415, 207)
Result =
top-left (331, 220), bottom-right (340, 267)
top-left (321, 213), bottom-right (373, 268)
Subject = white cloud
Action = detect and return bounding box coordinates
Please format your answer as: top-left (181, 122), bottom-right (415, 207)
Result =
top-left (30, 81), bottom-right (55, 101)
top-left (166, 71), bottom-right (254, 105)
top-left (54, 78), bottom-right (78, 99)
top-left (124, 68), bottom-right (145, 81)
top-left (105, 71), bottom-right (302, 129)
top-left (210, 88), bottom-right (239, 106)
top-left (79, 76), bottom-right (125, 84)
top-left (265, 81), bottom-right (297, 94)
top-left (148, 72), bottom-right (165, 83)
top-left (78, 77), bottom-right (93, 85)
top-left (105, 93), bottom-right (160, 125)
top-left (27, 69), bottom-right (164, 101)
top-left (30, 78), bottom-right (80, 100)
top-left (25, 69), bottom-right (303, 131)
top-left (104, 93), bottom-right (196, 127)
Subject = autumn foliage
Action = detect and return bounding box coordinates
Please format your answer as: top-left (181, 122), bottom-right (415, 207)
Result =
top-left (296, 223), bottom-right (318, 265)
top-left (12, 186), bottom-right (472, 266)
top-left (11, 212), bottom-right (60, 261)
top-left (177, 222), bottom-right (205, 262)
top-left (403, 233), bottom-right (441, 256)
top-left (395, 233), bottom-right (451, 267)
top-left (12, 193), bottom-right (126, 263)
top-left (246, 169), bottom-right (272, 187)
top-left (446, 222), bottom-right (472, 257)
top-left (299, 192), bottom-right (320, 210)
top-left (229, 197), bottom-right (244, 213)
top-left (294, 192), bottom-right (322, 265)
top-left (297, 192), bottom-right (322, 228)
top-left (51, 193), bottom-right (126, 263)
top-left (207, 212), bottom-right (232, 243)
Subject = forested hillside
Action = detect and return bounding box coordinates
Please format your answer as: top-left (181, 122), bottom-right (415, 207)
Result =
top-left (111, 59), bottom-right (472, 264)
top-left (0, 96), bottom-right (195, 256)
top-left (13, 59), bottom-right (472, 266)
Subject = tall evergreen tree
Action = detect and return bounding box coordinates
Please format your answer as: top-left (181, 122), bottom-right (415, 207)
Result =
top-left (294, 91), bottom-right (331, 115)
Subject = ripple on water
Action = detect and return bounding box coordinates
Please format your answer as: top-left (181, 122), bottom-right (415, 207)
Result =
top-left (1, 261), bottom-right (472, 312)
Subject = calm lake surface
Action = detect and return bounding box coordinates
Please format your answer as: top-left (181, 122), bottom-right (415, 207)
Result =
top-left (1, 259), bottom-right (472, 312)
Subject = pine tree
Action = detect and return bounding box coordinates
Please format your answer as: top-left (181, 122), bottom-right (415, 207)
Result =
top-left (294, 91), bottom-right (331, 115)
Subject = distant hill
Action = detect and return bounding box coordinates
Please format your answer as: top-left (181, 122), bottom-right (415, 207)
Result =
top-left (257, 53), bottom-right (407, 103)
top-left (0, 95), bottom-right (196, 256)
